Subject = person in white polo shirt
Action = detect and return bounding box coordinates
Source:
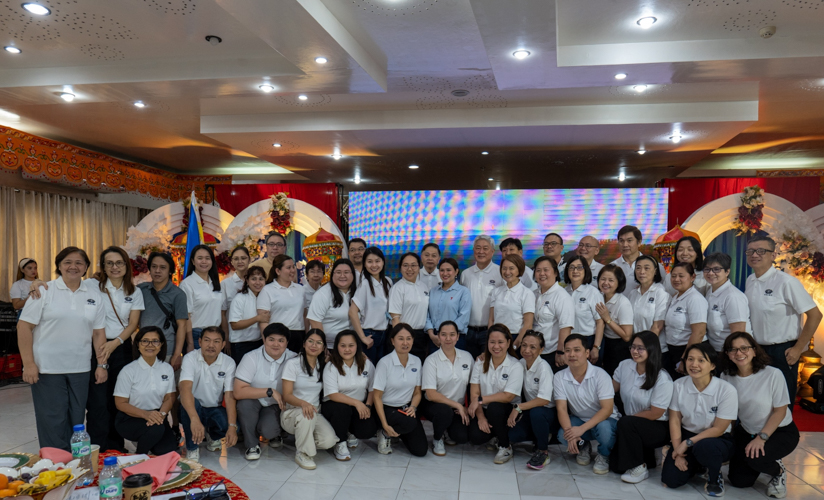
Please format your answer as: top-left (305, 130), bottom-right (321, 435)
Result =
top-left (419, 243), bottom-right (442, 291)
top-left (227, 266), bottom-right (268, 366)
top-left (703, 253), bottom-right (751, 353)
top-left (180, 245), bottom-right (223, 350)
top-left (610, 226), bottom-right (666, 296)
top-left (219, 246), bottom-right (250, 339)
top-left (460, 235), bottom-right (503, 359)
top-left (665, 236), bottom-right (709, 296)
top-left (233, 323), bottom-right (297, 460)
top-left (662, 343), bottom-right (737, 497)
top-left (350, 247), bottom-right (393, 364)
top-left (542, 233), bottom-right (566, 285)
top-left (664, 262), bottom-right (708, 379)
top-left (594, 265), bottom-right (634, 376)
top-left (554, 334), bottom-right (619, 475)
top-left (307, 259), bottom-right (356, 349)
top-left (489, 254), bottom-right (535, 348)
top-left (744, 235), bottom-right (822, 410)
top-left (564, 256), bottom-right (605, 361)
top-left (179, 326), bottom-right (238, 462)
top-left (10, 257), bottom-right (37, 312)
top-left (258, 255), bottom-right (306, 353)
top-left (18, 246), bottom-right (108, 451)
top-left (627, 255), bottom-right (670, 371)
top-left (388, 252), bottom-right (431, 361)
top-left (500, 237), bottom-right (537, 291)
top-left (532, 256), bottom-right (574, 371)
top-left (575, 235), bottom-right (604, 287)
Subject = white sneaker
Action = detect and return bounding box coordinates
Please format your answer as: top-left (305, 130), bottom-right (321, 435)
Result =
top-left (485, 437), bottom-right (499, 451)
top-left (347, 433), bottom-right (359, 448)
top-left (269, 436), bottom-right (284, 449)
top-left (493, 445), bottom-right (513, 464)
top-left (621, 463), bottom-right (649, 483)
top-left (377, 431), bottom-right (392, 455)
top-left (295, 451), bottom-right (317, 470)
top-left (432, 438), bottom-right (446, 456)
top-left (334, 441), bottom-right (351, 461)
top-left (766, 460), bottom-right (787, 498)
top-left (186, 448), bottom-right (200, 461)
top-left (206, 439), bottom-right (222, 452)
top-left (576, 441), bottom-right (592, 466)
top-left (593, 454), bottom-right (609, 474)
top-left (245, 446), bottom-right (261, 461)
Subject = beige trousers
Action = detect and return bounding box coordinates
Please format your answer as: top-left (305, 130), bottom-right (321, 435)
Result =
top-left (280, 406), bottom-right (338, 457)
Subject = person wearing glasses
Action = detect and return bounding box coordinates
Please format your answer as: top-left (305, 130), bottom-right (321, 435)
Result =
top-left (664, 262), bottom-right (708, 379)
top-left (460, 235), bottom-right (503, 359)
top-left (489, 254), bottom-right (535, 349)
top-left (532, 256), bottom-right (574, 371)
top-left (703, 253), bottom-right (751, 354)
top-left (542, 233), bottom-right (566, 284)
top-left (258, 255), bottom-right (306, 353)
top-left (744, 235), bottom-right (821, 410)
top-left (564, 256), bottom-right (604, 362)
top-left (347, 238), bottom-right (367, 276)
top-left (388, 253), bottom-right (431, 361)
top-left (720, 332), bottom-right (798, 499)
top-left (251, 232), bottom-right (288, 278)
top-left (350, 247), bottom-right (393, 364)
top-left (220, 246), bottom-right (251, 337)
top-left (425, 258), bottom-right (471, 352)
top-left (609, 331), bottom-right (673, 484)
top-left (180, 245), bottom-right (223, 350)
top-left (665, 236), bottom-right (708, 296)
top-left (308, 259), bottom-right (357, 348)
top-left (576, 235), bottom-right (604, 288)
top-left (114, 326), bottom-right (178, 455)
top-left (500, 237), bottom-right (537, 290)
top-left (227, 266), bottom-right (268, 367)
top-left (594, 265), bottom-right (634, 376)
top-left (419, 243), bottom-right (442, 291)
top-left (626, 255), bottom-right (671, 371)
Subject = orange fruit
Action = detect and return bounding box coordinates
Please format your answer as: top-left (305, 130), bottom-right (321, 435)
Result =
top-left (8, 481), bottom-right (24, 493)
top-left (0, 488), bottom-right (16, 498)
top-left (0, 476), bottom-right (7, 490)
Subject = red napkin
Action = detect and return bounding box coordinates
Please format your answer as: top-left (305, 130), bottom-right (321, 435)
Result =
top-left (123, 451), bottom-right (180, 492)
top-left (39, 447), bottom-right (73, 464)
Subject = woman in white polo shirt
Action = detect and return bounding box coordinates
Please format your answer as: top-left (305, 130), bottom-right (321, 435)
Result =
top-left (388, 253), bottom-right (430, 361)
top-left (180, 244), bottom-right (223, 350)
top-left (721, 332), bottom-right (798, 499)
top-left (114, 326), bottom-right (178, 455)
top-left (372, 323), bottom-right (427, 457)
top-left (507, 330), bottom-right (557, 470)
top-left (228, 265), bottom-right (268, 366)
top-left (18, 246), bottom-right (108, 451)
top-left (532, 256), bottom-right (574, 371)
top-left (308, 259), bottom-right (356, 348)
top-left (662, 343), bottom-right (737, 497)
top-left (10, 257), bottom-right (38, 311)
top-left (258, 255), bottom-right (306, 353)
top-left (665, 236), bottom-right (708, 296)
top-left (467, 324), bottom-right (524, 464)
top-left (350, 247), bottom-right (393, 364)
top-left (420, 320), bottom-right (474, 456)
top-left (564, 255), bottom-right (604, 362)
top-left (281, 329), bottom-right (338, 470)
top-left (664, 262), bottom-right (708, 379)
top-left (627, 255), bottom-right (670, 369)
top-left (489, 254), bottom-right (535, 349)
top-left (703, 253), bottom-right (750, 353)
top-left (609, 331), bottom-right (673, 484)
top-left (321, 330), bottom-right (377, 461)
top-left (595, 265), bottom-right (634, 376)
top-left (220, 246), bottom-right (251, 336)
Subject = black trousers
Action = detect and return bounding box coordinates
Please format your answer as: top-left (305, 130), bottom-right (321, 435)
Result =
top-left (610, 416), bottom-right (670, 473)
top-left (410, 329), bottom-right (429, 362)
top-left (230, 340), bottom-right (262, 367)
top-left (466, 327), bottom-right (488, 360)
top-left (728, 422), bottom-right (800, 488)
top-left (381, 404), bottom-right (428, 457)
top-left (87, 339), bottom-right (133, 451)
top-left (469, 402), bottom-right (512, 448)
top-left (321, 400), bottom-right (378, 442)
top-left (419, 399), bottom-right (470, 443)
top-left (665, 344), bottom-right (687, 380)
top-left (661, 429), bottom-right (734, 487)
top-left (762, 341), bottom-right (799, 411)
top-left (114, 411), bottom-right (178, 455)
top-left (602, 337), bottom-right (631, 377)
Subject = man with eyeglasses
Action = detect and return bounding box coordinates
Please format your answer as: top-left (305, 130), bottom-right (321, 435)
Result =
top-left (348, 238), bottom-right (367, 276)
top-left (744, 235), bottom-right (822, 409)
top-left (576, 236), bottom-right (604, 288)
top-left (542, 233), bottom-right (566, 284)
top-left (251, 232), bottom-right (288, 277)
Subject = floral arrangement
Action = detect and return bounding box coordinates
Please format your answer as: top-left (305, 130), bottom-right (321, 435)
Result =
top-left (269, 192), bottom-right (293, 236)
top-left (131, 255), bottom-right (148, 276)
top-left (215, 251), bottom-right (233, 275)
top-left (732, 185), bottom-right (764, 235)
top-left (124, 225), bottom-right (173, 258)
top-left (775, 230), bottom-right (824, 283)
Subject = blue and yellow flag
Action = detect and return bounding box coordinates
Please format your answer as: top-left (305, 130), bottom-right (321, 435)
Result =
top-left (183, 191), bottom-right (205, 276)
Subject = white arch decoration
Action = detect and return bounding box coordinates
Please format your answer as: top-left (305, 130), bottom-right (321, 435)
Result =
top-left (806, 204), bottom-right (824, 238)
top-left (132, 202), bottom-right (233, 240)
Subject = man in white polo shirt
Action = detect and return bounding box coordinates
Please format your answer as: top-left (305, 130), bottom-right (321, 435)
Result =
top-left (179, 326), bottom-right (238, 461)
top-left (745, 236), bottom-right (822, 409)
top-left (460, 235), bottom-right (504, 358)
top-left (576, 236), bottom-right (604, 288)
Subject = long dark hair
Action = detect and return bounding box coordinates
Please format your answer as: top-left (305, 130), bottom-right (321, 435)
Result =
top-left (300, 329), bottom-right (326, 381)
top-left (97, 246), bottom-right (135, 296)
top-left (673, 236), bottom-right (703, 271)
top-left (133, 326), bottom-right (168, 361)
top-left (16, 258), bottom-right (38, 282)
top-left (564, 255), bottom-right (592, 285)
top-left (330, 330), bottom-right (367, 376)
top-left (362, 246), bottom-right (391, 297)
top-left (631, 331), bottom-right (663, 391)
top-left (330, 258), bottom-right (356, 308)
top-left (240, 265), bottom-right (267, 294)
top-left (720, 331), bottom-right (772, 376)
top-left (186, 244), bottom-right (221, 292)
top-left (483, 323), bottom-right (517, 373)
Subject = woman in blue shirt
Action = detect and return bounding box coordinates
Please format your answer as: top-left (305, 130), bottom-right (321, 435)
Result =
top-left (425, 258), bottom-right (471, 352)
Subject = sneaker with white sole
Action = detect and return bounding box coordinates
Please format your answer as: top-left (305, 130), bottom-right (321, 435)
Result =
top-left (444, 432), bottom-right (457, 446)
top-left (485, 437), bottom-right (499, 451)
top-left (432, 438), bottom-right (446, 456)
top-left (705, 476), bottom-right (724, 497)
top-left (576, 441), bottom-right (592, 466)
top-left (377, 431), bottom-right (392, 455)
top-left (186, 448), bottom-right (200, 461)
top-left (621, 463), bottom-right (649, 483)
top-left (593, 454), bottom-right (609, 474)
top-left (245, 446), bottom-right (261, 461)
top-left (526, 450), bottom-right (550, 470)
top-left (494, 445), bottom-right (514, 464)
top-left (206, 439), bottom-right (222, 452)
top-left (334, 441), bottom-right (351, 461)
top-left (295, 451), bottom-right (317, 470)
top-left (347, 433), bottom-right (359, 448)
top-left (269, 436), bottom-right (284, 449)
top-left (766, 460), bottom-right (787, 498)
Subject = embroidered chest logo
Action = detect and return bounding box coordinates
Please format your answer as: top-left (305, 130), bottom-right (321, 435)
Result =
top-left (710, 406), bottom-right (718, 414)
top-left (764, 289), bottom-right (773, 297)
top-left (462, 364), bottom-right (469, 370)
top-left (86, 299), bottom-right (96, 305)
top-left (711, 304), bottom-right (719, 311)
top-left (124, 296), bottom-right (133, 303)
top-left (675, 306), bottom-right (684, 313)
top-left (362, 371), bottom-right (369, 377)
top-left (533, 378), bottom-right (540, 384)
top-left (411, 368), bottom-right (417, 372)
top-left (544, 301), bottom-right (550, 306)
top-left (217, 371), bottom-right (226, 378)
top-left (489, 280), bottom-right (497, 285)
top-left (579, 297), bottom-right (587, 303)
top-left (424, 291), bottom-right (430, 296)
top-left (502, 373), bottom-right (508, 379)
top-left (648, 297), bottom-right (655, 303)
top-left (161, 374), bottom-right (169, 380)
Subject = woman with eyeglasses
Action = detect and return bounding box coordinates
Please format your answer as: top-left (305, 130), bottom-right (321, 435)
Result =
top-left (703, 253), bottom-right (751, 354)
top-left (308, 259), bottom-right (356, 348)
top-left (303, 259), bottom-right (325, 328)
top-left (720, 332), bottom-right (798, 499)
top-left (220, 246), bottom-right (251, 339)
top-left (609, 331), bottom-right (673, 484)
top-left (626, 255), bottom-right (671, 371)
top-left (664, 262), bottom-right (708, 379)
top-left (114, 326), bottom-right (178, 455)
top-left (258, 255), bottom-right (306, 353)
top-left (350, 246), bottom-right (393, 364)
top-left (532, 256), bottom-right (574, 371)
top-left (180, 244), bottom-right (223, 350)
top-left (227, 265), bottom-right (268, 366)
top-left (489, 254), bottom-right (535, 349)
top-left (388, 253), bottom-right (431, 361)
top-left (665, 236), bottom-right (708, 296)
top-left (594, 265), bottom-right (633, 376)
top-left (564, 255), bottom-right (604, 363)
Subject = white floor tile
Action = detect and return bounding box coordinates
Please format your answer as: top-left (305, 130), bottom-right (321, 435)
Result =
top-left (573, 475), bottom-right (643, 500)
top-left (343, 463), bottom-right (407, 489)
top-left (458, 492), bottom-right (520, 500)
top-left (288, 460), bottom-right (355, 485)
top-left (401, 466), bottom-right (461, 491)
top-left (227, 478), bottom-right (283, 500)
top-left (231, 457), bottom-right (297, 482)
top-left (459, 469), bottom-right (519, 495)
top-left (396, 489), bottom-right (459, 500)
top-left (334, 485), bottom-right (398, 500)
top-left (270, 482), bottom-right (340, 500)
top-left (516, 472), bottom-right (581, 497)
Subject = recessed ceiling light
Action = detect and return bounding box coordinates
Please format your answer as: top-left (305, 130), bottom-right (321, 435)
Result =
top-left (633, 85), bottom-right (648, 92)
top-left (4, 46), bottom-right (21, 54)
top-left (60, 92), bottom-right (75, 102)
top-left (408, 164), bottom-right (419, 169)
top-left (354, 176), bottom-right (361, 184)
top-left (481, 151), bottom-right (489, 155)
top-left (637, 149), bottom-right (646, 155)
top-left (133, 101), bottom-right (145, 108)
top-left (22, 3), bottom-right (50, 15)
top-left (619, 172), bottom-right (626, 181)
top-left (331, 154), bottom-right (342, 160)
top-left (636, 16), bottom-right (657, 29)
top-left (272, 143), bottom-right (282, 148)
top-left (298, 94), bottom-right (308, 101)
top-left (670, 134), bottom-right (683, 143)
top-left (496, 185), bottom-right (501, 191)
top-left (258, 84), bottom-right (274, 92)
top-left (488, 177), bottom-right (493, 181)
top-left (315, 56), bottom-right (328, 64)
top-left (614, 73), bottom-right (627, 80)
top-left (512, 49), bottom-right (531, 60)
top-left (205, 35), bottom-right (222, 46)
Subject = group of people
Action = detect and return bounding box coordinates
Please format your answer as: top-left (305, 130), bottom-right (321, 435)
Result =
top-left (10, 226), bottom-right (821, 498)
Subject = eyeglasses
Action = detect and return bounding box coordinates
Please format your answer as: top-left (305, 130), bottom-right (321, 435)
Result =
top-left (543, 242), bottom-right (561, 248)
top-left (745, 248), bottom-right (773, 256)
top-left (266, 242), bottom-right (286, 248)
top-left (702, 267), bottom-right (725, 275)
top-left (726, 346), bottom-right (754, 355)
top-left (629, 345), bottom-right (647, 353)
top-left (139, 339), bottom-right (163, 346)
top-left (577, 244), bottom-right (598, 250)
top-left (105, 261), bottom-right (126, 268)
top-left (333, 270), bottom-right (352, 277)
top-left (567, 265), bottom-right (585, 272)
top-left (401, 263), bottom-right (420, 269)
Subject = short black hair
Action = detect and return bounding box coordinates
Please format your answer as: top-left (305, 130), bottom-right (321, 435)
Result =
top-left (617, 225), bottom-right (642, 242)
top-left (201, 326), bottom-right (226, 342)
top-left (564, 255), bottom-right (592, 285)
top-left (348, 238), bottom-right (367, 248)
top-left (305, 259), bottom-right (325, 273)
top-left (597, 264), bottom-right (626, 294)
top-left (133, 326), bottom-right (168, 361)
top-left (704, 252), bottom-right (732, 271)
top-left (398, 252), bottom-right (422, 270)
top-left (684, 342), bottom-right (718, 370)
top-left (499, 237), bottom-right (523, 251)
top-left (747, 234), bottom-right (776, 251)
top-left (634, 255), bottom-right (663, 284)
top-left (564, 333), bottom-right (588, 349)
top-left (147, 252), bottom-right (176, 276)
top-left (265, 232), bottom-right (287, 245)
top-left (54, 246), bottom-right (91, 277)
top-left (544, 233), bottom-right (563, 245)
top-left (263, 323), bottom-right (291, 342)
top-left (533, 256), bottom-right (561, 283)
top-left (421, 242), bottom-right (441, 255)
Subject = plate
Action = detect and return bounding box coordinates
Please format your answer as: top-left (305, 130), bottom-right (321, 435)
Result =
top-left (155, 457), bottom-right (203, 493)
top-left (0, 453), bottom-right (38, 469)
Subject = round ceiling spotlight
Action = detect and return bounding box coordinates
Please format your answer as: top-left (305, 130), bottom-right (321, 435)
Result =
top-left (636, 16), bottom-right (657, 29)
top-left (408, 164), bottom-right (419, 169)
top-left (481, 151), bottom-right (489, 155)
top-left (669, 134), bottom-right (683, 143)
top-left (4, 46), bottom-right (22, 54)
top-left (637, 149), bottom-right (646, 155)
top-left (60, 92), bottom-right (75, 102)
top-left (272, 143), bottom-right (282, 148)
top-left (331, 154), bottom-right (342, 160)
top-left (298, 94), bottom-right (308, 101)
top-left (22, 3), bottom-right (50, 15)
top-left (258, 84), bottom-right (275, 92)
top-left (205, 35), bottom-right (222, 46)
top-left (314, 56), bottom-right (328, 64)
top-left (133, 101), bottom-right (145, 108)
top-left (633, 85), bottom-right (648, 92)
top-left (619, 172), bottom-right (626, 181)
top-left (512, 49), bottom-right (531, 60)
top-left (354, 175), bottom-right (361, 184)
top-left (488, 177), bottom-right (493, 181)
top-left (614, 73), bottom-right (627, 80)
top-left (451, 89), bottom-right (470, 97)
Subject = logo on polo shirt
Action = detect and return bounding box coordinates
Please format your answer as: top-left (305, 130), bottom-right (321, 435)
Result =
top-left (489, 280), bottom-right (497, 285)
top-left (544, 301), bottom-right (550, 306)
top-left (462, 364), bottom-right (469, 370)
top-left (648, 297), bottom-right (655, 303)
top-left (765, 289), bottom-right (773, 297)
top-left (411, 368), bottom-right (417, 372)
top-left (424, 291), bottom-right (429, 296)
top-left (675, 306), bottom-right (684, 313)
top-left (579, 297), bottom-right (587, 303)
top-left (86, 299), bottom-right (96, 305)
top-left (161, 375), bottom-right (169, 380)
top-left (502, 373), bottom-right (508, 379)
top-left (217, 371), bottom-right (226, 378)
top-left (125, 296), bottom-right (133, 303)
top-left (533, 378), bottom-right (540, 383)
top-left (362, 371), bottom-right (369, 377)
top-left (711, 304), bottom-right (719, 311)
top-left (710, 406), bottom-right (718, 414)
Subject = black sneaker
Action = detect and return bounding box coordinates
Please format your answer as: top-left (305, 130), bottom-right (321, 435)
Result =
top-left (526, 450), bottom-right (550, 470)
top-left (705, 476), bottom-right (724, 497)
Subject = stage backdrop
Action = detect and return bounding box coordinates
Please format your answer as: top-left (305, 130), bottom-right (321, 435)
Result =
top-left (214, 184), bottom-right (340, 224)
top-left (350, 188), bottom-right (668, 276)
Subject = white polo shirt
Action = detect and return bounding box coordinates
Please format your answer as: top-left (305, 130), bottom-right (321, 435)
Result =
top-left (306, 284), bottom-right (352, 347)
top-left (602, 293), bottom-right (634, 340)
top-left (553, 362), bottom-right (619, 422)
top-left (589, 260), bottom-right (605, 289)
top-left (721, 366), bottom-right (792, 435)
top-left (257, 280), bottom-right (305, 331)
top-left (180, 274), bottom-right (223, 329)
top-left (470, 355), bottom-right (523, 405)
top-left (521, 357), bottom-right (554, 408)
top-left (460, 262), bottom-right (503, 327)
top-left (670, 376), bottom-right (737, 434)
top-left (234, 346), bottom-right (297, 407)
top-left (227, 292), bottom-right (262, 343)
top-left (627, 283), bottom-right (670, 352)
top-left (610, 256), bottom-right (667, 296)
top-left (10, 279), bottom-right (33, 300)
top-left (418, 268), bottom-right (440, 291)
top-left (114, 357), bottom-right (176, 411)
top-left (282, 357), bottom-right (323, 407)
top-left (533, 283), bottom-right (575, 353)
top-left (179, 350), bottom-right (236, 408)
top-left (613, 359), bottom-right (673, 421)
top-left (520, 266), bottom-right (538, 291)
top-left (19, 276), bottom-right (107, 374)
top-left (352, 276), bottom-right (392, 330)
top-left (665, 286), bottom-right (708, 346)
top-left (387, 278), bottom-right (430, 330)
top-left (322, 358), bottom-right (375, 402)
top-left (220, 273), bottom-right (244, 313)
top-left (373, 350), bottom-right (422, 407)
top-left (422, 348), bottom-right (474, 404)
top-left (567, 284), bottom-right (601, 336)
top-left (491, 281), bottom-right (536, 334)
top-left (87, 278), bottom-right (145, 340)
top-left (707, 280), bottom-right (751, 351)
top-left (745, 266), bottom-right (817, 345)
top-left (665, 271), bottom-right (709, 297)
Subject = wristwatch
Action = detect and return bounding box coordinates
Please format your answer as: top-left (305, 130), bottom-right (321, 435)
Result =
top-left (758, 432), bottom-right (770, 441)
top-left (266, 388), bottom-right (274, 398)
top-left (98, 364), bottom-right (109, 370)
top-left (160, 411), bottom-right (168, 417)
top-left (478, 395), bottom-right (483, 403)
top-left (592, 345), bottom-right (600, 350)
top-left (514, 405), bottom-right (522, 414)
top-left (229, 423), bottom-right (239, 430)
top-left (685, 438), bottom-right (694, 448)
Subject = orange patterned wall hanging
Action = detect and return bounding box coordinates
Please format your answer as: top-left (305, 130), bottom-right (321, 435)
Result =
top-left (0, 125), bottom-right (231, 202)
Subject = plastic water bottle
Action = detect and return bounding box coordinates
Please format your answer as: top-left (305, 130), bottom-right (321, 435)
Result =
top-left (99, 457), bottom-right (123, 500)
top-left (70, 424), bottom-right (93, 486)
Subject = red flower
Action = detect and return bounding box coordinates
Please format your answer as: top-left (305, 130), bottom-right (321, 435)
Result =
top-left (131, 255), bottom-right (148, 276)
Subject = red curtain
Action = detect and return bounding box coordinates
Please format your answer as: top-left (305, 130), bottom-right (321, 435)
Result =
top-left (662, 177), bottom-right (820, 229)
top-left (214, 184), bottom-right (340, 224)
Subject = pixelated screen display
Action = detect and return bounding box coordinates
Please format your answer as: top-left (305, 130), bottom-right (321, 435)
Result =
top-left (349, 189), bottom-right (669, 276)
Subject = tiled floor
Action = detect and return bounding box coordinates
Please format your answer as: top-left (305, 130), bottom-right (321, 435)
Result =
top-left (2, 383), bottom-right (823, 500)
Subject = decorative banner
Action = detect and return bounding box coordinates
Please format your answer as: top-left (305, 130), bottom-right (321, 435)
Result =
top-left (0, 125), bottom-right (231, 201)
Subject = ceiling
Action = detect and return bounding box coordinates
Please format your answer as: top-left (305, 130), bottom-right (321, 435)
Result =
top-left (1, 0), bottom-right (824, 191)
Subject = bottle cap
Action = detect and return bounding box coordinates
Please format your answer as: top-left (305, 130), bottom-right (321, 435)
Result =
top-left (72, 424), bottom-right (85, 432)
top-left (103, 457), bottom-right (118, 466)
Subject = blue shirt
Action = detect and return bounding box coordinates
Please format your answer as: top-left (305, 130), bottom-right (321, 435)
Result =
top-left (425, 281), bottom-right (472, 333)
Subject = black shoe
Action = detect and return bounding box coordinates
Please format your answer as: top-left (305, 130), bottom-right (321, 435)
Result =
top-left (705, 476), bottom-right (724, 497)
